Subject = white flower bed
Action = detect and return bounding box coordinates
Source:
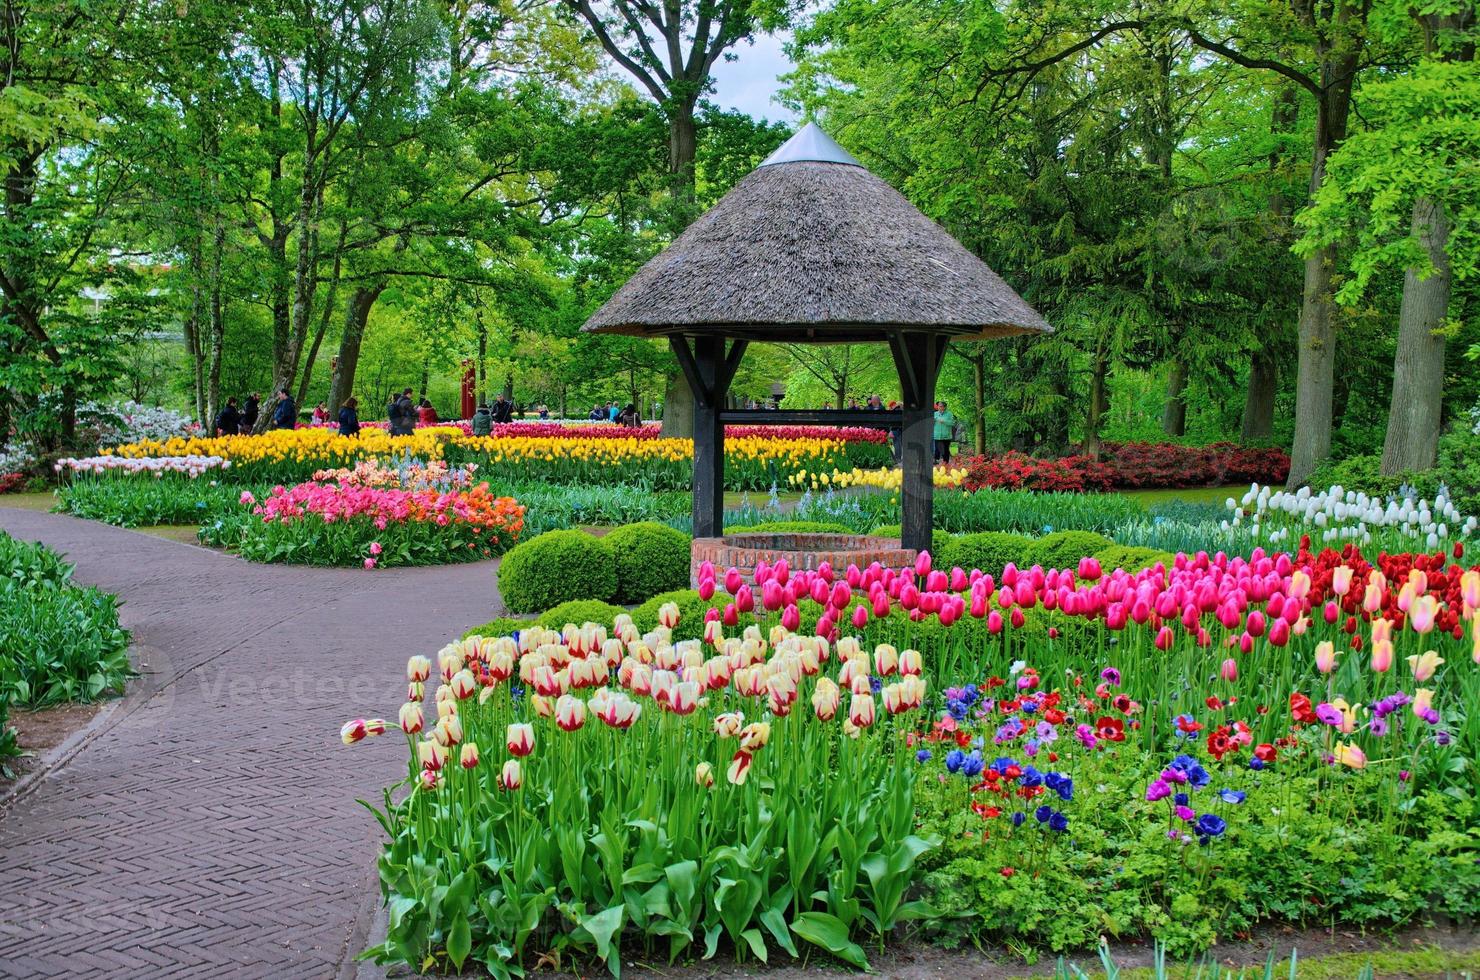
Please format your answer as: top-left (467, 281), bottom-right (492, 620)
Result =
top-left (86, 401), bottom-right (201, 447)
top-left (55, 455), bottom-right (230, 478)
top-left (0, 444), bottom-right (36, 474)
top-left (1224, 482), bottom-right (1478, 549)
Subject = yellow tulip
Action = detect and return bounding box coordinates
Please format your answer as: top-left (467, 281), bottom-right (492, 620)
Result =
top-left (1407, 650), bottom-right (1444, 683)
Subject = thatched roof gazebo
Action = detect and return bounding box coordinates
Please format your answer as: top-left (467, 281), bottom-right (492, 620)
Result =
top-left (583, 123), bottom-right (1050, 551)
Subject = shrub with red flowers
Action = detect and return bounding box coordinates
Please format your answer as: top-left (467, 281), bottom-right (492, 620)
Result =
top-left (952, 442), bottom-right (1291, 494)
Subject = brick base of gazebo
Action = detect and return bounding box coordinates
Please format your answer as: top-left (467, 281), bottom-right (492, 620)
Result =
top-left (691, 533), bottom-right (917, 587)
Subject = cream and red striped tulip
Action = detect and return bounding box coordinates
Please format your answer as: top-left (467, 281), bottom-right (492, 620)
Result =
top-left (670, 680), bottom-right (700, 715)
top-left (695, 761), bottom-right (715, 787)
top-left (500, 759), bottom-right (522, 790)
top-left (487, 649), bottom-right (514, 682)
top-left (812, 677), bottom-right (840, 721)
top-left (873, 644), bottom-right (899, 677)
top-left (418, 739), bottom-right (447, 772)
top-left (738, 721), bottom-right (771, 752)
top-left (712, 712), bottom-right (744, 737)
top-left (849, 692), bottom-right (876, 729)
top-left (898, 648), bottom-right (922, 677)
top-left (439, 651), bottom-right (463, 684)
top-left (531, 694), bottom-right (555, 718)
top-left (727, 750), bottom-right (753, 785)
top-left (434, 714), bottom-right (464, 746)
top-left (407, 681), bottom-right (425, 702)
top-left (419, 768), bottom-right (441, 790)
top-left (406, 655), bottom-right (431, 683)
top-left (506, 723), bottom-right (535, 757)
top-left (460, 742), bottom-right (480, 769)
top-left (450, 669), bottom-right (477, 700)
top-left (341, 719), bottom-right (372, 745)
top-left (555, 694), bottom-right (586, 731)
top-left (658, 602), bottom-right (681, 628)
top-left (399, 702), bottom-right (424, 735)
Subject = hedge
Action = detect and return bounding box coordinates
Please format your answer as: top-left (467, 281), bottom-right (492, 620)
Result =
top-left (938, 531), bottom-right (1035, 576)
top-left (497, 529), bottom-right (615, 614)
top-left (537, 599), bottom-right (627, 630)
top-left (604, 522), bottom-right (691, 605)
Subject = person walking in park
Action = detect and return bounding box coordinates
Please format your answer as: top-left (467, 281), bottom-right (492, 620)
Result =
top-left (272, 388), bottom-right (297, 430)
top-left (337, 396), bottom-right (361, 437)
top-left (389, 388), bottom-right (416, 435)
top-left (471, 402), bottom-right (492, 436)
top-left (215, 397), bottom-right (240, 436)
top-left (242, 392), bottom-right (260, 430)
top-left (616, 402), bottom-right (638, 427)
top-left (491, 392), bottom-right (513, 425)
top-left (311, 402), bottom-right (329, 424)
top-left (417, 398), bottom-right (439, 426)
top-left (933, 400), bottom-right (956, 463)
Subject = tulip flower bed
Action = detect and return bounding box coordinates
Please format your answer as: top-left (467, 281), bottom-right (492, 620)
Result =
top-left (235, 474), bottom-right (524, 568)
top-left (1225, 483), bottom-right (1479, 552)
top-left (348, 539), bottom-right (1479, 974)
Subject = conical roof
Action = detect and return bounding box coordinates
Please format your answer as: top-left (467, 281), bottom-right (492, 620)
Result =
top-left (583, 123), bottom-right (1051, 342)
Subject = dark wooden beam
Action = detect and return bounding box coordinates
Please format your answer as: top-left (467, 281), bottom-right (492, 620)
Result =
top-left (893, 331), bottom-right (946, 553)
top-left (717, 340), bottom-right (749, 393)
top-left (690, 335), bottom-right (731, 538)
top-left (669, 335), bottom-right (709, 408)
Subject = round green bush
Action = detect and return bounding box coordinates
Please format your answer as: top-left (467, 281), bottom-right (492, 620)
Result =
top-left (867, 524), bottom-right (953, 555)
top-left (604, 522), bottom-right (692, 605)
top-left (1094, 544), bottom-right (1176, 573)
top-left (462, 616), bottom-right (536, 640)
top-left (938, 531), bottom-right (1034, 575)
top-left (632, 589), bottom-right (724, 641)
top-left (497, 529), bottom-right (615, 614)
top-left (1026, 530), bottom-right (1114, 570)
top-left (537, 599), bottom-right (626, 630)
top-left (726, 520), bottom-right (855, 534)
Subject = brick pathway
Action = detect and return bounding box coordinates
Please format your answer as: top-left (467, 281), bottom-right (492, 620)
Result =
top-left (0, 508), bottom-right (504, 979)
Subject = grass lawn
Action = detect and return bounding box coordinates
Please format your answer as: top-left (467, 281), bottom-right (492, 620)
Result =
top-left (0, 490), bottom-right (59, 512)
top-left (1117, 484), bottom-right (1243, 509)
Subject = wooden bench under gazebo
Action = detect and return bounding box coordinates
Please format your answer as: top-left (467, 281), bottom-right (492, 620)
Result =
top-left (582, 123), bottom-right (1050, 558)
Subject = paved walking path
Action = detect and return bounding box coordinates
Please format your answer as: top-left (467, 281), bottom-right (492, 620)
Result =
top-left (0, 508), bottom-right (504, 979)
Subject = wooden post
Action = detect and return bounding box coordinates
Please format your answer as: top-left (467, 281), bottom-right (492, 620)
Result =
top-left (890, 331), bottom-right (946, 553)
top-left (673, 335), bottom-right (747, 538)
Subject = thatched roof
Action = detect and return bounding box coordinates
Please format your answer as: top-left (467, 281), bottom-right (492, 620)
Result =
top-left (583, 123), bottom-right (1051, 343)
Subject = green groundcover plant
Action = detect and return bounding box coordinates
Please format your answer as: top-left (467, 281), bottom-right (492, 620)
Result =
top-left (0, 532), bottom-right (132, 709)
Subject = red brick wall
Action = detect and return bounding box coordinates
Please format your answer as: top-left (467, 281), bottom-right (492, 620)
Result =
top-left (691, 533), bottom-right (917, 587)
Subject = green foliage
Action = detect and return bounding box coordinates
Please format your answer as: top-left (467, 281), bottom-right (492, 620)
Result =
top-left (933, 490), bottom-right (1143, 536)
top-left (603, 522), bottom-right (691, 604)
top-left (726, 520), bottom-right (856, 534)
top-left (57, 476), bottom-right (264, 528)
top-left (1438, 423), bottom-right (1480, 515)
top-left (1027, 530), bottom-right (1114, 570)
top-left (1306, 454), bottom-right (1439, 500)
top-left (867, 524), bottom-right (953, 554)
top-left (462, 617), bottom-right (536, 641)
top-left (939, 531), bottom-right (1035, 575)
top-left (0, 532), bottom-right (132, 708)
top-left (498, 529), bottom-right (615, 614)
top-left (631, 589), bottom-right (723, 641)
top-left (536, 599), bottom-right (626, 629)
top-left (1094, 545), bottom-right (1176, 572)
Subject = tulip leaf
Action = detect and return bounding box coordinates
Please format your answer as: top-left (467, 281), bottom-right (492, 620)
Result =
top-left (789, 911), bottom-right (870, 970)
top-left (740, 927), bottom-right (768, 963)
top-left (758, 906), bottom-right (798, 957)
top-left (577, 905), bottom-right (625, 968)
top-left (446, 913), bottom-right (472, 971)
top-left (703, 924), bottom-right (721, 959)
top-left (621, 863), bottom-right (664, 885)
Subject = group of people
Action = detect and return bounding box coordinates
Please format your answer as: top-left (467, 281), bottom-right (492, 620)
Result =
top-left (842, 393), bottom-right (957, 462)
top-left (469, 393), bottom-right (515, 435)
top-left (589, 402), bottom-right (641, 427)
top-left (214, 389), bottom-right (299, 435)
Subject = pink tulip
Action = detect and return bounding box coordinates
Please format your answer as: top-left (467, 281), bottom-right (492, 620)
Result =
top-left (1246, 611), bottom-right (1266, 638)
top-left (698, 578), bottom-right (715, 601)
top-left (1010, 607), bottom-right (1025, 629)
top-left (1220, 658), bottom-right (1238, 682)
top-left (914, 551), bottom-right (932, 577)
top-left (872, 592), bottom-right (890, 618)
top-left (987, 610), bottom-right (1003, 634)
top-left (722, 603), bottom-right (738, 626)
top-left (735, 585), bottom-right (754, 613)
top-left (1268, 618), bottom-right (1290, 647)
top-left (851, 604), bottom-right (869, 629)
top-left (781, 604), bottom-right (800, 631)
top-left (1154, 626), bottom-right (1173, 650)
top-left (724, 568), bottom-right (743, 594)
top-left (831, 581), bottom-right (852, 609)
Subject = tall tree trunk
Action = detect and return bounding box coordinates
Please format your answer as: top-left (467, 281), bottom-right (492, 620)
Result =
top-left (184, 236), bottom-right (207, 423)
top-left (206, 214), bottom-right (226, 427)
top-left (1161, 359), bottom-right (1187, 437)
top-left (295, 215), bottom-right (346, 408)
top-left (669, 101), bottom-right (698, 200)
top-left (476, 314), bottom-right (488, 404)
top-left (329, 285), bottom-right (385, 417)
top-left (971, 353), bottom-right (986, 455)
top-left (1085, 353), bottom-right (1108, 459)
top-left (662, 375), bottom-right (693, 438)
top-left (419, 357), bottom-right (431, 401)
top-left (1381, 197), bottom-right (1450, 474)
top-left (1241, 351), bottom-right (1277, 442)
top-left (1287, 42), bottom-right (1362, 487)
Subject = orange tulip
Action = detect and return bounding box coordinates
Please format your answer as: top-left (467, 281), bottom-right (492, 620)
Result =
top-left (1314, 641), bottom-right (1337, 675)
top-left (1333, 742), bottom-right (1366, 769)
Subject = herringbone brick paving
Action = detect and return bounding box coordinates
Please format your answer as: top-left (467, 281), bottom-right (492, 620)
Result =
top-left (0, 508), bottom-right (503, 979)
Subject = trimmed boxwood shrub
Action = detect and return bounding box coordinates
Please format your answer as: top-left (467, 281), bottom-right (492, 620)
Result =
top-left (498, 529), bottom-right (615, 614)
top-left (867, 524), bottom-right (953, 555)
top-left (1094, 544), bottom-right (1176, 573)
top-left (462, 616), bottom-right (536, 640)
top-left (725, 521), bottom-right (854, 534)
top-left (632, 589), bottom-right (724, 641)
top-left (537, 599), bottom-right (626, 629)
top-left (1027, 530), bottom-right (1114, 571)
top-left (604, 522), bottom-right (691, 605)
top-left (938, 531), bottom-right (1034, 576)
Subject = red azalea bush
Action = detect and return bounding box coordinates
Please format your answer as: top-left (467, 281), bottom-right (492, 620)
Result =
top-left (955, 442), bottom-right (1291, 493)
top-left (956, 452), bottom-right (1117, 493)
top-left (0, 472), bottom-right (26, 494)
top-left (1102, 442), bottom-right (1290, 489)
